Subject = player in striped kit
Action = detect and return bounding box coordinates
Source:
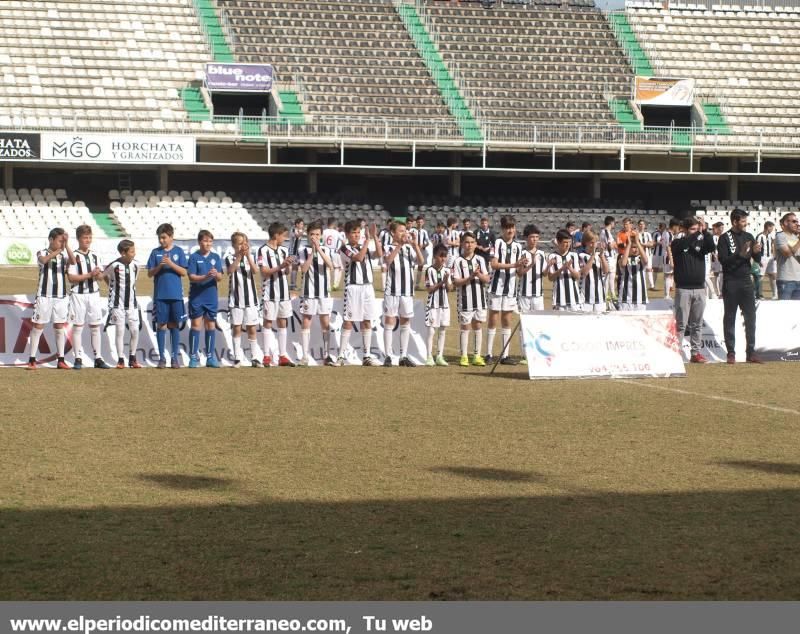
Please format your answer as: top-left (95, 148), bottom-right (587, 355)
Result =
top-left (104, 239), bottom-right (142, 369)
top-left (298, 220), bottom-right (337, 367)
top-left (339, 221), bottom-right (382, 366)
top-left (578, 230), bottom-right (608, 313)
top-left (711, 221), bottom-right (724, 297)
top-left (322, 217), bottom-right (344, 291)
top-left (410, 216), bottom-right (431, 291)
top-left (487, 216), bottom-right (523, 365)
top-left (548, 229), bottom-right (583, 312)
top-left (600, 216), bottom-right (618, 302)
top-left (516, 224), bottom-right (547, 365)
top-left (382, 221), bottom-right (425, 367)
top-left (452, 232), bottom-right (489, 367)
top-left (225, 232), bottom-right (263, 368)
top-left (378, 218), bottom-right (394, 289)
top-left (651, 222), bottom-right (666, 290)
top-left (444, 217), bottom-right (461, 268)
top-left (288, 218), bottom-right (305, 291)
top-left (424, 244), bottom-right (451, 367)
top-left (662, 219), bottom-right (680, 299)
top-left (258, 222), bottom-right (296, 367)
top-left (68, 225), bottom-right (110, 369)
top-left (637, 220), bottom-right (656, 290)
top-left (757, 221), bottom-right (777, 299)
top-left (617, 229), bottom-right (649, 310)
top-left (27, 227), bottom-right (75, 369)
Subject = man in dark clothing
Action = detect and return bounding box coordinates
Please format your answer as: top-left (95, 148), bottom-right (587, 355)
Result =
top-left (475, 216), bottom-right (496, 264)
top-left (717, 208), bottom-right (763, 364)
top-left (671, 216), bottom-right (717, 363)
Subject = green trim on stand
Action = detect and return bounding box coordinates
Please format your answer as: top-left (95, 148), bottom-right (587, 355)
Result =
top-left (93, 212), bottom-right (125, 238)
top-left (192, 0), bottom-right (234, 62)
top-left (609, 12), bottom-right (654, 77)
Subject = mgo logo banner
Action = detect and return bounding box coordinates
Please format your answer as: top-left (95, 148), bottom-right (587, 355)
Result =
top-left (521, 311), bottom-right (686, 379)
top-left (0, 296), bottom-right (427, 367)
top-left (205, 62), bottom-right (273, 92)
top-left (0, 132), bottom-right (40, 159)
top-left (40, 133), bottom-right (196, 164)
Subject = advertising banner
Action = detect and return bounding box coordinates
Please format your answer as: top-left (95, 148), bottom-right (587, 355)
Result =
top-left (649, 298), bottom-right (800, 362)
top-left (521, 311), bottom-right (686, 379)
top-left (634, 76), bottom-right (695, 107)
top-left (0, 296), bottom-right (427, 367)
top-left (0, 132), bottom-right (40, 160)
top-left (205, 63), bottom-right (273, 92)
top-left (40, 133), bottom-right (196, 164)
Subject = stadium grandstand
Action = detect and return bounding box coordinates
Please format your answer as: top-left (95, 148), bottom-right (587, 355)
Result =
top-left (1, 0), bottom-right (800, 247)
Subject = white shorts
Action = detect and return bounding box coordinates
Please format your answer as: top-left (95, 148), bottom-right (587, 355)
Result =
top-left (760, 258), bottom-right (777, 275)
top-left (263, 299), bottom-right (293, 321)
top-left (332, 253), bottom-right (343, 270)
top-left (70, 293), bottom-right (104, 326)
top-left (300, 297), bottom-right (333, 316)
top-left (230, 306), bottom-right (260, 327)
top-left (488, 293), bottom-right (518, 313)
top-left (619, 303), bottom-right (647, 311)
top-left (652, 255), bottom-right (663, 269)
top-left (109, 307), bottom-right (140, 327)
top-left (518, 296), bottom-right (545, 313)
top-left (425, 306), bottom-right (450, 328)
top-left (663, 261), bottom-right (674, 274)
top-left (343, 284), bottom-right (376, 323)
top-left (32, 296), bottom-right (69, 324)
top-left (583, 303), bottom-right (605, 313)
top-left (458, 308), bottom-right (487, 325)
top-left (383, 295), bottom-right (414, 319)
top-left (711, 261), bottom-right (722, 273)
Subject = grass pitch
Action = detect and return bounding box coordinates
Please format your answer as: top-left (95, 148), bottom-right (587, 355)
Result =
top-left (2, 266), bottom-right (800, 600)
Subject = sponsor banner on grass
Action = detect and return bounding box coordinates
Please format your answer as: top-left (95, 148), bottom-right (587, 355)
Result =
top-left (634, 76), bottom-right (695, 107)
top-left (205, 62), bottom-right (273, 92)
top-left (649, 298), bottom-right (800, 362)
top-left (40, 133), bottom-right (195, 164)
top-left (0, 296), bottom-right (427, 367)
top-left (0, 132), bottom-right (40, 160)
top-left (521, 311), bottom-right (686, 379)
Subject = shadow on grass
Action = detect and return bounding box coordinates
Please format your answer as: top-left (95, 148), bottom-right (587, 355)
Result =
top-left (430, 466), bottom-right (542, 483)
top-left (2, 489), bottom-right (800, 600)
top-left (460, 371), bottom-right (530, 380)
top-left (717, 460), bottom-right (800, 476)
top-left (138, 474), bottom-right (236, 491)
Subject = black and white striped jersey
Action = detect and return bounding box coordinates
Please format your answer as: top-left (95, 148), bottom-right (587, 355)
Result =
top-left (69, 250), bottom-right (102, 294)
top-left (383, 243), bottom-right (416, 297)
top-left (601, 227), bottom-right (616, 257)
top-left (225, 253), bottom-right (259, 308)
top-left (617, 256), bottom-right (648, 305)
top-left (340, 243), bottom-right (375, 286)
top-left (107, 259), bottom-right (139, 309)
top-left (299, 245), bottom-right (331, 299)
top-left (517, 249), bottom-right (547, 298)
top-left (413, 228), bottom-right (430, 248)
top-left (431, 232), bottom-right (445, 246)
top-left (453, 255), bottom-right (488, 311)
top-left (257, 244), bottom-right (290, 301)
top-left (578, 252), bottom-right (606, 305)
top-left (640, 231), bottom-right (653, 259)
top-left (289, 228), bottom-right (304, 256)
top-left (548, 251), bottom-right (583, 308)
top-left (652, 230), bottom-right (663, 257)
top-left (757, 232), bottom-right (774, 258)
top-left (36, 249), bottom-right (69, 298)
top-left (379, 229), bottom-right (393, 252)
top-left (446, 229), bottom-right (461, 256)
top-left (425, 266), bottom-right (449, 310)
top-left (490, 239), bottom-right (524, 296)
top-left (661, 231), bottom-right (673, 258)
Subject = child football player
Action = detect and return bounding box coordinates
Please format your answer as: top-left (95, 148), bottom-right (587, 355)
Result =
top-left (26, 227), bottom-right (75, 369)
top-left (548, 229), bottom-right (583, 311)
top-left (487, 215), bottom-right (523, 365)
top-left (258, 222), bottom-right (295, 367)
top-left (288, 217), bottom-right (305, 291)
top-left (147, 223), bottom-right (188, 369)
top-left (322, 217), bottom-right (344, 291)
top-left (579, 231), bottom-right (608, 313)
top-left (424, 244), bottom-right (451, 366)
top-left (452, 232), bottom-right (489, 367)
top-left (225, 232), bottom-right (263, 368)
top-left (382, 221), bottom-right (425, 367)
top-left (299, 220), bottom-right (337, 366)
top-left (105, 239), bottom-right (142, 368)
top-left (444, 216), bottom-right (461, 268)
top-left (516, 224), bottom-right (547, 362)
top-left (618, 229), bottom-right (649, 310)
top-left (68, 224), bottom-right (109, 369)
top-left (187, 230), bottom-right (223, 368)
top-left (339, 221), bottom-right (383, 366)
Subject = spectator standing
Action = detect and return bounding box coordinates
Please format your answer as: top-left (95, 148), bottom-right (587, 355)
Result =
top-left (774, 212), bottom-right (800, 300)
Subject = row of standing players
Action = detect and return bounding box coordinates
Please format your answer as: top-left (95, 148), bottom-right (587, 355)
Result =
top-left (25, 214), bottom-right (671, 370)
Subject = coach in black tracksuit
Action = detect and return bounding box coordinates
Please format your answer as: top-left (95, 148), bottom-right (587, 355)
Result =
top-left (716, 208), bottom-right (762, 364)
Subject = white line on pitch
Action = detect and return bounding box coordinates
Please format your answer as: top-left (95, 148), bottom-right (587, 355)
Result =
top-left (617, 379), bottom-right (800, 416)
